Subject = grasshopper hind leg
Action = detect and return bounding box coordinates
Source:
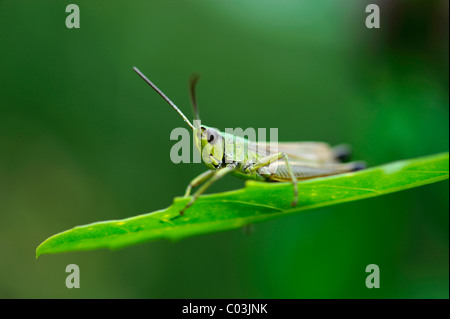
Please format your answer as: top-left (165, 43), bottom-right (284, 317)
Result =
top-left (246, 152), bottom-right (299, 207)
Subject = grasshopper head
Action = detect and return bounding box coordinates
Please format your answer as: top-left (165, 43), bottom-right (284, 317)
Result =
top-left (194, 125), bottom-right (224, 169)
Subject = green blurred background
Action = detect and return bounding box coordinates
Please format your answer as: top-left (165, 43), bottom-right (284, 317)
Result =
top-left (0, 0), bottom-right (448, 298)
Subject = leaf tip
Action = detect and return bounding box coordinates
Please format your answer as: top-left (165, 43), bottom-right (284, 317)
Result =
top-left (35, 241), bottom-right (48, 259)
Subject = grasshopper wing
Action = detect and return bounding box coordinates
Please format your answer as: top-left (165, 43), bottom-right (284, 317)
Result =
top-left (249, 141), bottom-right (349, 164)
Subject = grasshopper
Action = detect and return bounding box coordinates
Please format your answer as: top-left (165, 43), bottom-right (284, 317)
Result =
top-left (133, 67), bottom-right (365, 215)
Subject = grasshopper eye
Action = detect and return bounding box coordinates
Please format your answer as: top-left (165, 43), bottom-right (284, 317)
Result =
top-left (206, 129), bottom-right (219, 145)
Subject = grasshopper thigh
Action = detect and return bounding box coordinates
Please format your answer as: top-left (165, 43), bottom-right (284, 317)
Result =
top-left (264, 160), bottom-right (366, 182)
top-left (246, 152), bottom-right (298, 206)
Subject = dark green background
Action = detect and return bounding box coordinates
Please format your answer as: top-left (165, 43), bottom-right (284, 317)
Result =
top-left (0, 0), bottom-right (448, 298)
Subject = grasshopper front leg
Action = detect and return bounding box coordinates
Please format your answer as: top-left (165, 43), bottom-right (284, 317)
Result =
top-left (245, 152), bottom-right (298, 206)
top-left (180, 164), bottom-right (237, 215)
top-left (184, 170), bottom-right (215, 197)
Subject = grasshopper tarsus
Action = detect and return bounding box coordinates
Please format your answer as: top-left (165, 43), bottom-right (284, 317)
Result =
top-left (179, 203), bottom-right (191, 216)
top-left (168, 213), bottom-right (183, 222)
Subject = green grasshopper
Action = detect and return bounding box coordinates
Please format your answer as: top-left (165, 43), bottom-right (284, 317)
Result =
top-left (133, 67), bottom-right (365, 215)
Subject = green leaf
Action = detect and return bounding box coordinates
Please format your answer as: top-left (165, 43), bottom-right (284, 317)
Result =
top-left (36, 152), bottom-right (449, 257)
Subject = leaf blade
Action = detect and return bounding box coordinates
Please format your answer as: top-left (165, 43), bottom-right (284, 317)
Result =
top-left (36, 152), bottom-right (449, 257)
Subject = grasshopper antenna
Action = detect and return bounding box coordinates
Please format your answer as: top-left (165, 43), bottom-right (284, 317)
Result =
top-left (133, 66), bottom-right (194, 130)
top-left (189, 74), bottom-right (201, 126)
